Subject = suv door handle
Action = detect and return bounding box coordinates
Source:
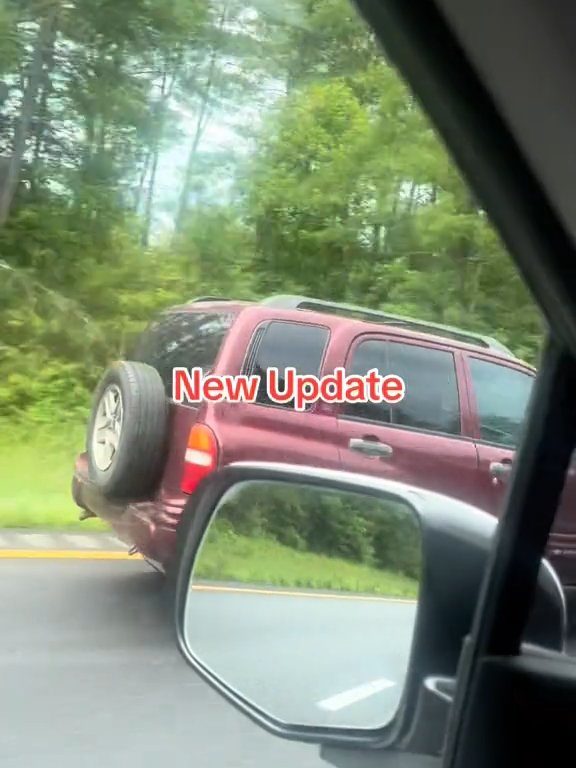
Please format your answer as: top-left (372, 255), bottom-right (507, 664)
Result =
top-left (349, 438), bottom-right (393, 458)
top-left (489, 460), bottom-right (513, 480)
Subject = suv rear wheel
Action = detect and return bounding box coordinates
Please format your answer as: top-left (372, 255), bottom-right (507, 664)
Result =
top-left (87, 361), bottom-right (169, 498)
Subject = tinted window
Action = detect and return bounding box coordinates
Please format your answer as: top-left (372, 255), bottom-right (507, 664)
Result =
top-left (469, 358), bottom-right (534, 447)
top-left (133, 311), bottom-right (234, 393)
top-left (345, 340), bottom-right (389, 423)
top-left (245, 321), bottom-right (329, 408)
top-left (344, 341), bottom-right (461, 435)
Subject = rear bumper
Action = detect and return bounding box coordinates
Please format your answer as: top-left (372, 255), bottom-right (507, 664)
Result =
top-left (72, 455), bottom-right (184, 566)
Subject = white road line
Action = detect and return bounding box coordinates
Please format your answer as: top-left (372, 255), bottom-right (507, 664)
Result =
top-left (317, 678), bottom-right (396, 712)
top-left (61, 534), bottom-right (100, 550)
top-left (104, 535), bottom-right (123, 548)
top-left (15, 533), bottom-right (54, 549)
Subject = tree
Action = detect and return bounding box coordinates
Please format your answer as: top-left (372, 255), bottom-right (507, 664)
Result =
top-left (0, 2), bottom-right (59, 225)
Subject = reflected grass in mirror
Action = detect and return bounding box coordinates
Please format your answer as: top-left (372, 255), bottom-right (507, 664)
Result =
top-left (184, 480), bottom-right (422, 730)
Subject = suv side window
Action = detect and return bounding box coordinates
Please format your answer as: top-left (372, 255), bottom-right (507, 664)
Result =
top-left (469, 357), bottom-right (534, 447)
top-left (344, 340), bottom-right (461, 435)
top-left (244, 321), bottom-right (329, 408)
top-left (132, 311), bottom-right (234, 394)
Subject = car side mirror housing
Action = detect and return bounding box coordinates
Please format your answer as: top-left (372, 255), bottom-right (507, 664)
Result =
top-left (173, 463), bottom-right (566, 757)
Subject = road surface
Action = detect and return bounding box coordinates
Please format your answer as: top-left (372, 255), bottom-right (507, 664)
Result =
top-left (0, 557), bottom-right (340, 768)
top-left (0, 533), bottom-right (571, 766)
top-left (185, 586), bottom-right (417, 728)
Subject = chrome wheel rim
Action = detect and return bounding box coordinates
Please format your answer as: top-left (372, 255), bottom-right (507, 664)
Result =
top-left (92, 384), bottom-right (123, 471)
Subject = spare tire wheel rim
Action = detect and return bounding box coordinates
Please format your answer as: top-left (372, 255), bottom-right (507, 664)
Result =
top-left (92, 384), bottom-right (124, 471)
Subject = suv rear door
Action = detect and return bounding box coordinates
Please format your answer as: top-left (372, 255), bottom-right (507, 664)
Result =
top-left (210, 318), bottom-right (341, 471)
top-left (465, 352), bottom-right (576, 582)
top-left (464, 354), bottom-right (534, 513)
top-left (336, 334), bottom-right (480, 504)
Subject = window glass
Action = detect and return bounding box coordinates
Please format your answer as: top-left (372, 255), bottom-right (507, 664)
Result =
top-left (1, 0), bottom-right (561, 758)
top-left (344, 341), bottom-right (461, 435)
top-left (344, 339), bottom-right (389, 423)
top-left (133, 312), bottom-right (234, 392)
top-left (469, 358), bottom-right (534, 447)
top-left (245, 321), bottom-right (329, 408)
top-left (388, 343), bottom-right (461, 435)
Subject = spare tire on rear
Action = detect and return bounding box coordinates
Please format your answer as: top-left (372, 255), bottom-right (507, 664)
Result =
top-left (86, 361), bottom-right (169, 499)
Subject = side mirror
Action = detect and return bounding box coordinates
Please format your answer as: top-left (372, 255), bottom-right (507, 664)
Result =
top-left (173, 463), bottom-right (566, 756)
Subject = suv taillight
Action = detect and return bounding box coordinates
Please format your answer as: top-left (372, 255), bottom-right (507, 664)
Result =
top-left (181, 424), bottom-right (219, 494)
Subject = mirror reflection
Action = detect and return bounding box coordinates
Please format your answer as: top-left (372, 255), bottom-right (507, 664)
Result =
top-left (183, 480), bottom-right (422, 729)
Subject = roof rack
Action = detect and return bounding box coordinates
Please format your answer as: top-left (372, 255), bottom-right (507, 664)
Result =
top-left (260, 295), bottom-right (514, 356)
top-left (187, 296), bottom-right (234, 304)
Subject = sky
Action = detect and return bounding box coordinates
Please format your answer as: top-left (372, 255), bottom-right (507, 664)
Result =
top-left (145, 0), bottom-right (313, 240)
top-left (151, 69), bottom-right (286, 240)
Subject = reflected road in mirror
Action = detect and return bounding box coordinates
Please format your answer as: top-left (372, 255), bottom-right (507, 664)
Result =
top-left (183, 480), bottom-right (422, 730)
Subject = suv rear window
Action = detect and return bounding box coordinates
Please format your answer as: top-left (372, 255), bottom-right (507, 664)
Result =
top-left (244, 321), bottom-right (329, 408)
top-left (344, 340), bottom-right (461, 435)
top-left (132, 311), bottom-right (234, 394)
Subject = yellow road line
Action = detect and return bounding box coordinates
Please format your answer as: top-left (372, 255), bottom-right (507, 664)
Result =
top-left (0, 553), bottom-right (417, 604)
top-left (0, 550), bottom-right (142, 560)
top-left (191, 583), bottom-right (417, 604)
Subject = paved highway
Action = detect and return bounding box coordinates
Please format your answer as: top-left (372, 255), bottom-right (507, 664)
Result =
top-left (0, 557), bottom-right (345, 768)
top-left (0, 536), bottom-right (571, 767)
top-left (185, 586), bottom-right (417, 728)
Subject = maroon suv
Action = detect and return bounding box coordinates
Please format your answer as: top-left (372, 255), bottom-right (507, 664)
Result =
top-left (72, 294), bottom-right (576, 585)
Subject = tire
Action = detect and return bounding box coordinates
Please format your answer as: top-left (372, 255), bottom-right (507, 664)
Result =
top-left (86, 361), bottom-right (169, 499)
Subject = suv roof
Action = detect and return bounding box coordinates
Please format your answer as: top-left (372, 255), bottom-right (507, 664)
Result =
top-left (183, 293), bottom-right (517, 360)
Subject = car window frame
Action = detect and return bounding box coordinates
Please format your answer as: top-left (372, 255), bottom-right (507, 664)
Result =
top-left (464, 351), bottom-right (536, 450)
top-left (348, 1), bottom-right (576, 765)
top-left (337, 332), bottom-right (472, 441)
top-left (240, 318), bottom-right (331, 413)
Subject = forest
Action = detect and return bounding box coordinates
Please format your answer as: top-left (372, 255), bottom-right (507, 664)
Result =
top-left (190, 483), bottom-right (422, 596)
top-left (0, 0), bottom-right (542, 430)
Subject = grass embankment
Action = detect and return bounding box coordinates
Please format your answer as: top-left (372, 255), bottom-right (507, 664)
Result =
top-left (0, 423), bottom-right (418, 598)
top-left (0, 422), bottom-right (105, 530)
top-left (195, 528), bottom-right (419, 599)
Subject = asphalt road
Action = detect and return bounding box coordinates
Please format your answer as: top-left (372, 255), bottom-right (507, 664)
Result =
top-left (0, 544), bottom-right (572, 768)
top-left (0, 558), bottom-right (345, 768)
top-left (185, 587), bottom-right (417, 729)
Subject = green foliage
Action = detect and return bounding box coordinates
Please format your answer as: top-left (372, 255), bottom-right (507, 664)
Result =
top-left (170, 207), bottom-right (258, 299)
top-left (0, 421), bottom-right (105, 529)
top-left (218, 485), bottom-right (421, 579)
top-left (197, 521), bottom-right (419, 597)
top-left (0, 357), bottom-right (92, 424)
top-left (243, 56), bottom-right (543, 363)
top-left (0, 2), bottom-right (21, 74)
top-left (0, 0), bottom-right (544, 434)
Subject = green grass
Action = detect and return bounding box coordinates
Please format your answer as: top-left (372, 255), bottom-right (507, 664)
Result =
top-left (0, 421), bottom-right (417, 599)
top-left (195, 528), bottom-right (419, 599)
top-left (0, 421), bottom-right (106, 530)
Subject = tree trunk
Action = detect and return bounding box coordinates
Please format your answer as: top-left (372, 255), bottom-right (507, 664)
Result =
top-left (173, 2), bottom-right (229, 237)
top-left (31, 15), bottom-right (57, 187)
top-left (0, 9), bottom-right (57, 226)
top-left (382, 182), bottom-right (401, 256)
top-left (140, 64), bottom-right (179, 243)
top-left (141, 67), bottom-right (168, 247)
top-left (134, 148), bottom-right (151, 213)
